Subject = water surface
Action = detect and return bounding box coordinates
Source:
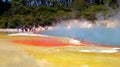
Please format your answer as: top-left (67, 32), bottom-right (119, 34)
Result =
top-left (40, 22), bottom-right (120, 46)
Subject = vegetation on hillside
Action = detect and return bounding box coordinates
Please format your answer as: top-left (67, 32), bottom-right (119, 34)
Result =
top-left (0, 0), bottom-right (119, 28)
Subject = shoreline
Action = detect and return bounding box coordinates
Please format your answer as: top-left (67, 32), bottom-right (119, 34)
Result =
top-left (2, 31), bottom-right (120, 47)
top-left (1, 29), bottom-right (120, 49)
top-left (0, 28), bottom-right (44, 33)
top-left (0, 32), bottom-right (120, 54)
top-left (0, 29), bottom-right (18, 33)
top-left (7, 32), bottom-right (120, 47)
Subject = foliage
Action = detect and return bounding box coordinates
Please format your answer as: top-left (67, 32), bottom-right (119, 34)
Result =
top-left (81, 5), bottom-right (108, 20)
top-left (0, 0), bottom-right (118, 28)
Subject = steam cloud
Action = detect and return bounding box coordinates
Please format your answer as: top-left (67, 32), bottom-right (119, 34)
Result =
top-left (40, 19), bottom-right (120, 46)
top-left (40, 2), bottom-right (120, 46)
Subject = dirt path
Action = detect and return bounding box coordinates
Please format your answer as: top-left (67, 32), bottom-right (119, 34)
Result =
top-left (0, 39), bottom-right (40, 67)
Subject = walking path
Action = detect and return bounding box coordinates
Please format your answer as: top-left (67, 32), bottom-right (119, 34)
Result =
top-left (0, 29), bottom-right (18, 32)
top-left (0, 28), bottom-right (43, 33)
top-left (0, 26), bottom-right (53, 33)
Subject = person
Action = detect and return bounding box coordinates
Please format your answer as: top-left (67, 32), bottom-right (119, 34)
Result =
top-left (21, 26), bottom-right (25, 32)
top-left (29, 26), bottom-right (32, 32)
top-left (32, 25), bottom-right (36, 32)
top-left (45, 26), bottom-right (48, 30)
top-left (25, 27), bottom-right (28, 32)
top-left (38, 25), bottom-right (42, 32)
top-left (21, 26), bottom-right (24, 32)
top-left (16, 26), bottom-right (19, 32)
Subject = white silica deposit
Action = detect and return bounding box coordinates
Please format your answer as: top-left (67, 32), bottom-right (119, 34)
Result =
top-left (79, 48), bottom-right (118, 53)
top-left (69, 38), bottom-right (81, 45)
top-left (7, 33), bottom-right (49, 37)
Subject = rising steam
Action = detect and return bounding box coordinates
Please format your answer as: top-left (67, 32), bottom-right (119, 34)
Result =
top-left (40, 1), bottom-right (120, 46)
top-left (40, 19), bottom-right (120, 46)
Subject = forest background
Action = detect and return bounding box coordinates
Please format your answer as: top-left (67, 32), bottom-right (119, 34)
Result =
top-left (0, 0), bottom-right (119, 28)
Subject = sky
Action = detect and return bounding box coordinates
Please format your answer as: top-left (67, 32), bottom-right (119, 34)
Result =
top-left (2, 0), bottom-right (11, 2)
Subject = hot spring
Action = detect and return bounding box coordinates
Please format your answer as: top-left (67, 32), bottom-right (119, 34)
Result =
top-left (40, 19), bottom-right (120, 46)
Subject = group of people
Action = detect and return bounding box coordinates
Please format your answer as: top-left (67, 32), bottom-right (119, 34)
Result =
top-left (16, 25), bottom-right (49, 33)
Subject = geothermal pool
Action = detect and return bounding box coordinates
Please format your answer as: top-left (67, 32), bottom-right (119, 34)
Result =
top-left (40, 20), bottom-right (120, 46)
top-left (0, 32), bottom-right (120, 67)
top-left (1, 20), bottom-right (120, 67)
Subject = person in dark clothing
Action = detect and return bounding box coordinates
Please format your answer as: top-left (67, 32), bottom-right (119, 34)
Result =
top-left (21, 26), bottom-right (24, 32)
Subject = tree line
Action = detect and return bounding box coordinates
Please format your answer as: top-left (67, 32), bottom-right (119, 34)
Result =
top-left (0, 0), bottom-right (119, 28)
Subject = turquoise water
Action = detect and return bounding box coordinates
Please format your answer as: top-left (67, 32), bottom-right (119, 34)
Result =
top-left (40, 25), bottom-right (120, 46)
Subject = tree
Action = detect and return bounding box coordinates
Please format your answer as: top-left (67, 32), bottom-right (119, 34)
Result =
top-left (70, 0), bottom-right (88, 11)
top-left (0, 0), bottom-right (11, 15)
top-left (103, 0), bottom-right (112, 6)
top-left (0, 0), bottom-right (118, 28)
